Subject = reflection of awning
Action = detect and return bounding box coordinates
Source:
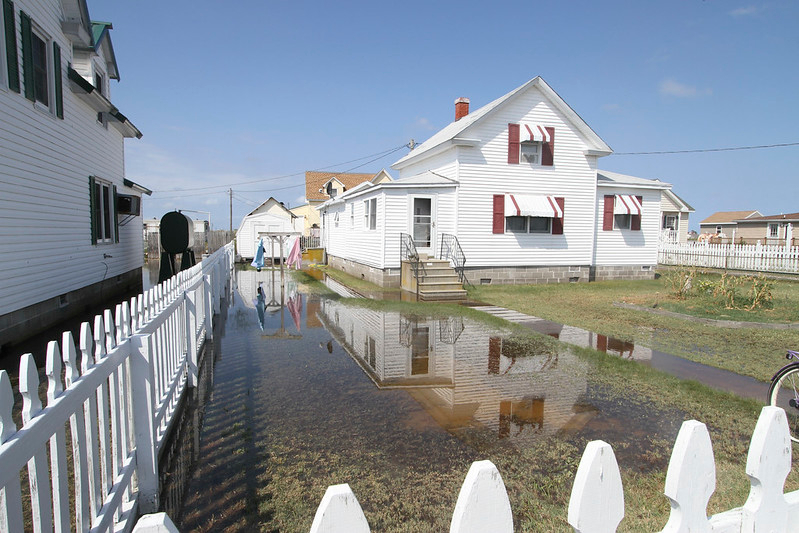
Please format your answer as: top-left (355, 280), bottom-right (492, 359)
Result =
top-left (613, 195), bottom-right (642, 215)
top-left (505, 194), bottom-right (563, 218)
top-left (519, 124), bottom-right (551, 143)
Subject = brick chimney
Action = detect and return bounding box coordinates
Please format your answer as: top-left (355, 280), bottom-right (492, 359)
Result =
top-left (454, 97), bottom-right (470, 121)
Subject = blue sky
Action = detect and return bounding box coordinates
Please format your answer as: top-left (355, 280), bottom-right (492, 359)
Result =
top-left (89, 0), bottom-right (798, 231)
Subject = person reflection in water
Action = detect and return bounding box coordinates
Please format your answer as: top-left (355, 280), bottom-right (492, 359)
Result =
top-left (255, 284), bottom-right (266, 331)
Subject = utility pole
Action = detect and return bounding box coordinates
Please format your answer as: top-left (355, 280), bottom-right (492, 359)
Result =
top-left (229, 188), bottom-right (233, 233)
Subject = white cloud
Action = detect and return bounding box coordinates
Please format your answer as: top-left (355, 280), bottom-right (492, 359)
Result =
top-left (414, 117), bottom-right (436, 131)
top-left (659, 79), bottom-right (712, 98)
top-left (730, 6), bottom-right (759, 17)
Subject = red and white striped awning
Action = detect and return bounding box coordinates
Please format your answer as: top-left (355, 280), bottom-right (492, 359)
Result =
top-left (519, 124), bottom-right (551, 143)
top-left (613, 195), bottom-right (642, 215)
top-left (505, 194), bottom-right (563, 218)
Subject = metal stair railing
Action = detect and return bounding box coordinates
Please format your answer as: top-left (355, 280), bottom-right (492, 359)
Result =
top-left (439, 233), bottom-right (469, 286)
top-left (400, 233), bottom-right (426, 300)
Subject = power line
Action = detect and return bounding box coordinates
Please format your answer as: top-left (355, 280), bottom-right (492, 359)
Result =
top-left (151, 142), bottom-right (410, 194)
top-left (612, 141), bottom-right (799, 156)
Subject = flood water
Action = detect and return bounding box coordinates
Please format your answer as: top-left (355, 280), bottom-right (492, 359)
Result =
top-left (173, 268), bottom-right (700, 531)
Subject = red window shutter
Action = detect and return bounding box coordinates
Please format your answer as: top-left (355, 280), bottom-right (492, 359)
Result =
top-left (488, 337), bottom-right (501, 374)
top-left (603, 195), bottom-right (615, 231)
top-left (631, 195), bottom-right (643, 231)
top-left (541, 127), bottom-right (555, 166)
top-left (552, 197), bottom-right (565, 234)
top-left (492, 194), bottom-right (505, 234)
top-left (507, 123), bottom-right (520, 164)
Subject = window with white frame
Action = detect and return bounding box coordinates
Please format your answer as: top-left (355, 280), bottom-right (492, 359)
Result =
top-left (520, 141), bottom-right (541, 164)
top-left (615, 214), bottom-right (631, 230)
top-left (663, 215), bottom-right (677, 230)
top-left (768, 223), bottom-right (779, 238)
top-left (506, 216), bottom-right (551, 234)
top-left (90, 176), bottom-right (116, 244)
top-left (30, 28), bottom-right (48, 106)
top-left (363, 198), bottom-right (376, 230)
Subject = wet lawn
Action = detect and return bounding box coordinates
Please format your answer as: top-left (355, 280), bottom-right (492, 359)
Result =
top-left (175, 268), bottom-right (798, 532)
top-left (468, 274), bottom-right (799, 382)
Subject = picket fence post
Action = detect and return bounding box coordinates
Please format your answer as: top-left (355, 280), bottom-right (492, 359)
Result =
top-left (204, 274), bottom-right (213, 340)
top-left (568, 440), bottom-right (624, 533)
top-left (450, 460), bottom-right (513, 533)
top-left (185, 290), bottom-right (198, 388)
top-left (309, 484), bottom-right (370, 533)
top-left (130, 333), bottom-right (159, 513)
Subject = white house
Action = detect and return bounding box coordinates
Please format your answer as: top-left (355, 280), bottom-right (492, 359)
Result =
top-left (319, 77), bottom-right (685, 287)
top-left (0, 0), bottom-right (145, 349)
top-left (236, 197), bottom-right (304, 260)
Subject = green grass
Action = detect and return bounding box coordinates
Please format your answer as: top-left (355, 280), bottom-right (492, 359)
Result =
top-left (467, 274), bottom-right (799, 382)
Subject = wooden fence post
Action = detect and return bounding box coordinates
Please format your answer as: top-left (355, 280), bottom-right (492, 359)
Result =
top-left (204, 274), bottom-right (213, 340)
top-left (185, 290), bottom-right (198, 388)
top-left (309, 484), bottom-right (370, 533)
top-left (450, 460), bottom-right (513, 533)
top-left (129, 334), bottom-right (159, 513)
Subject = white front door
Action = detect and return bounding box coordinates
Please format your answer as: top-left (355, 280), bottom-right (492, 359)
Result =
top-left (411, 197), bottom-right (434, 255)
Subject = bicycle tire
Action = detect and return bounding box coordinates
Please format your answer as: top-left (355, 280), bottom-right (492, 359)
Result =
top-left (767, 363), bottom-right (799, 443)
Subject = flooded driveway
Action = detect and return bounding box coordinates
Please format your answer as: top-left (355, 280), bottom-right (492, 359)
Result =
top-left (174, 268), bottom-right (697, 531)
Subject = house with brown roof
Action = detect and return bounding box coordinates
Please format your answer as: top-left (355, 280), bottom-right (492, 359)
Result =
top-left (290, 170), bottom-right (392, 235)
top-left (699, 210), bottom-right (762, 238)
top-left (734, 212), bottom-right (798, 246)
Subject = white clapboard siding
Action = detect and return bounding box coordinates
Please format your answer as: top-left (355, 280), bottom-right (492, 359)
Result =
top-left (0, 0), bottom-right (143, 317)
top-left (307, 407), bottom-right (799, 532)
top-left (0, 243), bottom-right (234, 533)
top-left (594, 188), bottom-right (662, 266)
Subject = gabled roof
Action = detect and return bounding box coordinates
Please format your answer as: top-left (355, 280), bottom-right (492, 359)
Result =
top-left (91, 21), bottom-right (120, 80)
top-left (700, 210), bottom-right (762, 225)
top-left (392, 76), bottom-right (612, 170)
top-left (663, 190), bottom-right (694, 212)
top-left (596, 169), bottom-right (671, 190)
top-left (304, 171), bottom-right (378, 202)
top-left (246, 197), bottom-right (296, 218)
top-left (736, 212), bottom-right (799, 224)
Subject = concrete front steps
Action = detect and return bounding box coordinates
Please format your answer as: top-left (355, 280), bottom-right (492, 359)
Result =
top-left (417, 258), bottom-right (467, 301)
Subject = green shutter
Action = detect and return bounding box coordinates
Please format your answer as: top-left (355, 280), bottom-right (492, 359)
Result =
top-left (89, 176), bottom-right (97, 244)
top-left (113, 185), bottom-right (119, 243)
top-left (19, 9), bottom-right (32, 101)
top-left (3, 0), bottom-right (19, 93)
top-left (53, 41), bottom-right (62, 118)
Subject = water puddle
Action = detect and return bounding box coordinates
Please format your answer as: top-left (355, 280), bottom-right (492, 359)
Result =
top-left (174, 267), bottom-right (696, 530)
top-left (474, 308), bottom-right (767, 401)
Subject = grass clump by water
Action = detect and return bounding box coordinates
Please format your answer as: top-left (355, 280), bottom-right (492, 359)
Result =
top-left (468, 273), bottom-right (799, 381)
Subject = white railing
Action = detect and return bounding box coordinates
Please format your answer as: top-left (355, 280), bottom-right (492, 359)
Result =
top-left (308, 406), bottom-right (799, 533)
top-left (659, 241), bottom-right (799, 274)
top-left (0, 242), bottom-right (234, 533)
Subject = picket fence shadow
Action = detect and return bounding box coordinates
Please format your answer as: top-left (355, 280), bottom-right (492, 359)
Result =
top-left (304, 406), bottom-right (799, 533)
top-left (0, 243), bottom-right (234, 533)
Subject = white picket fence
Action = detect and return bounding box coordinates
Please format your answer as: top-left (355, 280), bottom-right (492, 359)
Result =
top-left (659, 241), bottom-right (799, 274)
top-left (0, 243), bottom-right (234, 533)
top-left (308, 406), bottom-right (799, 533)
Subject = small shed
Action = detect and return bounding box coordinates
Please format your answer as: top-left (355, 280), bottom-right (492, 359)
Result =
top-left (237, 197), bottom-right (304, 259)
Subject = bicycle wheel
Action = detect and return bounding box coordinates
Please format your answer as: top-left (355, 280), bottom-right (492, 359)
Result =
top-left (767, 363), bottom-right (799, 443)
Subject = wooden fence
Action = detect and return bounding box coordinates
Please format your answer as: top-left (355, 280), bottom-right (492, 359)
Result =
top-left (0, 243), bottom-right (234, 532)
top-left (659, 242), bottom-right (799, 274)
top-left (306, 406), bottom-right (799, 533)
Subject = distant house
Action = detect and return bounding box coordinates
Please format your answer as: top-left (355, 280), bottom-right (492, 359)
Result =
top-left (237, 197), bottom-right (304, 259)
top-left (699, 210), bottom-right (762, 238)
top-left (734, 213), bottom-right (797, 246)
top-left (0, 0), bottom-right (145, 349)
top-left (660, 190), bottom-right (694, 243)
top-left (319, 77), bottom-right (689, 288)
top-left (290, 170), bottom-right (392, 236)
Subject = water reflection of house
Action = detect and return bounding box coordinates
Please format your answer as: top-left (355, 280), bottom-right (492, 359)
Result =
top-left (517, 318), bottom-right (653, 361)
top-left (317, 300), bottom-right (595, 443)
